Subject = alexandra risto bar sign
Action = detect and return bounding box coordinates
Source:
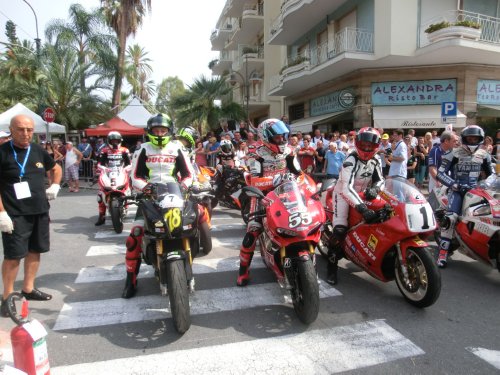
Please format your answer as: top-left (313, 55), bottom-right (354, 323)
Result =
top-left (371, 79), bottom-right (456, 106)
top-left (477, 79), bottom-right (500, 105)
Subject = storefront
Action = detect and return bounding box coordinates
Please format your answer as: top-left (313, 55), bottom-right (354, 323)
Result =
top-left (477, 79), bottom-right (500, 119)
top-left (371, 79), bottom-right (466, 130)
top-left (290, 88), bottom-right (355, 134)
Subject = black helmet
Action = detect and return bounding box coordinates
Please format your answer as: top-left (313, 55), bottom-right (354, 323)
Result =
top-left (107, 131), bottom-right (122, 150)
top-left (461, 125), bottom-right (484, 152)
top-left (147, 113), bottom-right (172, 147)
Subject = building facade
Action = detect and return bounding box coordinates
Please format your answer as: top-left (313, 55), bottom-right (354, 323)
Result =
top-left (211, 0), bottom-right (500, 134)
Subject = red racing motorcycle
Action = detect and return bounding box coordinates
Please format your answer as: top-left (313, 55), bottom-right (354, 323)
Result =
top-left (242, 174), bottom-right (325, 324)
top-left (430, 175), bottom-right (500, 271)
top-left (319, 177), bottom-right (441, 308)
top-left (97, 164), bottom-right (131, 233)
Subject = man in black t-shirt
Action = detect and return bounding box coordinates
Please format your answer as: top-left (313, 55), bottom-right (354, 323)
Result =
top-left (0, 114), bottom-right (62, 317)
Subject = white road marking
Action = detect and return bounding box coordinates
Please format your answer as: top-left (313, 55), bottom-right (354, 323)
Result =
top-left (53, 282), bottom-right (341, 330)
top-left (467, 347), bottom-right (500, 370)
top-left (86, 236), bottom-right (243, 256)
top-left (51, 319), bottom-right (423, 375)
top-left (76, 256), bottom-right (265, 283)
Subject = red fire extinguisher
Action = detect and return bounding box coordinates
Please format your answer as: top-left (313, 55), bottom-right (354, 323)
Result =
top-left (6, 292), bottom-right (50, 375)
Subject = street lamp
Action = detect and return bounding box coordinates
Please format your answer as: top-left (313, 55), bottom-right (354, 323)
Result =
top-left (21, 0), bottom-right (41, 56)
top-left (229, 54), bottom-right (262, 119)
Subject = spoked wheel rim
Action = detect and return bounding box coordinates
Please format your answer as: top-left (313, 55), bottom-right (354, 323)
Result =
top-left (396, 250), bottom-right (428, 301)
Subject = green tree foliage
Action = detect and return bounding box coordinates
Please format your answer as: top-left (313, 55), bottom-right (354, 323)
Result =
top-left (155, 76), bottom-right (185, 122)
top-left (171, 75), bottom-right (245, 135)
top-left (125, 44), bottom-right (155, 101)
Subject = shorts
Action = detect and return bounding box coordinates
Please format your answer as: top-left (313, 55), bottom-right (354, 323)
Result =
top-left (2, 213), bottom-right (50, 259)
top-left (65, 164), bottom-right (79, 180)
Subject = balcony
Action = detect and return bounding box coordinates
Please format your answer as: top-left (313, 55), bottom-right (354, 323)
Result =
top-left (269, 28), bottom-right (374, 96)
top-left (232, 44), bottom-right (264, 74)
top-left (211, 50), bottom-right (233, 76)
top-left (210, 20), bottom-right (235, 51)
top-left (225, 3), bottom-right (264, 50)
top-left (416, 10), bottom-right (500, 66)
top-left (268, 0), bottom-right (349, 45)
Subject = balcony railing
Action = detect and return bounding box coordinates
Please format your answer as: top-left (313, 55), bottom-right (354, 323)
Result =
top-left (419, 10), bottom-right (500, 47)
top-left (283, 28), bottom-right (373, 70)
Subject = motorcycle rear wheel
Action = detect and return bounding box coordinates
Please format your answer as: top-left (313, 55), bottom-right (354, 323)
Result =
top-left (291, 259), bottom-right (320, 324)
top-left (395, 247), bottom-right (441, 308)
top-left (166, 259), bottom-right (191, 334)
top-left (200, 222), bottom-right (212, 255)
top-left (109, 197), bottom-right (123, 234)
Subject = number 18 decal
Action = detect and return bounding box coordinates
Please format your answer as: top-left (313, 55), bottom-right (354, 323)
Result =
top-left (289, 212), bottom-right (312, 228)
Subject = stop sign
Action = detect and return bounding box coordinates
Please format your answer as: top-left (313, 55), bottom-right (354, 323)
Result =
top-left (43, 107), bottom-right (55, 123)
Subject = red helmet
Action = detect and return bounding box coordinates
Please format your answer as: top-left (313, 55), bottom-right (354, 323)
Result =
top-left (355, 127), bottom-right (381, 161)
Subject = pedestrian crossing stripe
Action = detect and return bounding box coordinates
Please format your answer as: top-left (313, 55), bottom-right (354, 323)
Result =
top-left (50, 319), bottom-right (424, 375)
top-left (53, 282), bottom-right (341, 331)
top-left (76, 256), bottom-right (266, 283)
top-left (467, 347), bottom-right (500, 370)
top-left (87, 237), bottom-right (243, 256)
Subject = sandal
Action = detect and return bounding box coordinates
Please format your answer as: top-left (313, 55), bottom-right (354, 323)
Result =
top-left (21, 288), bottom-right (52, 301)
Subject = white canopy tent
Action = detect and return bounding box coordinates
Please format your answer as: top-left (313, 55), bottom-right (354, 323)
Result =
top-left (0, 103), bottom-right (66, 134)
top-left (116, 96), bottom-right (153, 129)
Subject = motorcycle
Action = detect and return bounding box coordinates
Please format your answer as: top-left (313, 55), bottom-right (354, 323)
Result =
top-left (97, 164), bottom-right (131, 234)
top-left (319, 177), bottom-right (441, 308)
top-left (430, 174), bottom-right (500, 271)
top-left (242, 173), bottom-right (325, 324)
top-left (123, 181), bottom-right (212, 334)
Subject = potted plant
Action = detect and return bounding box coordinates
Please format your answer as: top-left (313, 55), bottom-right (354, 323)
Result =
top-left (279, 56), bottom-right (310, 75)
top-left (425, 20), bottom-right (481, 42)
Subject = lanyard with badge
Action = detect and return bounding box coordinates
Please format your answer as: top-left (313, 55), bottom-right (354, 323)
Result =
top-left (10, 141), bottom-right (32, 199)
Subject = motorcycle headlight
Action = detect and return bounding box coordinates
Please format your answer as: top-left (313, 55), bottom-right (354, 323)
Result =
top-left (277, 227), bottom-right (298, 237)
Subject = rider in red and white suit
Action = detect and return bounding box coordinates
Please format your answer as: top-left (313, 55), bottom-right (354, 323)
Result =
top-left (236, 118), bottom-right (301, 286)
top-left (95, 131), bottom-right (131, 226)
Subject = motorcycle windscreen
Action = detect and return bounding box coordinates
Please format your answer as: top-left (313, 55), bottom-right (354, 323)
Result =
top-left (272, 181), bottom-right (307, 212)
top-left (383, 177), bottom-right (436, 233)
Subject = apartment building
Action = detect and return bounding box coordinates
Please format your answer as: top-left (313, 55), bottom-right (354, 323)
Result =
top-left (211, 0), bottom-right (500, 134)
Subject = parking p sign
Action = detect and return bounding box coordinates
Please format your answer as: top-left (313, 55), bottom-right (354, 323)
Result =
top-left (441, 101), bottom-right (457, 124)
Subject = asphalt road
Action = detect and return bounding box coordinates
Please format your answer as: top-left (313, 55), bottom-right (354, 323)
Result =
top-left (1, 186), bottom-right (500, 374)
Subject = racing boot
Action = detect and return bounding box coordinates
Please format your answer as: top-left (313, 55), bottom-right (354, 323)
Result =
top-left (95, 215), bottom-right (105, 226)
top-left (122, 226), bottom-right (144, 298)
top-left (326, 248), bottom-right (339, 285)
top-left (437, 237), bottom-right (452, 268)
top-left (95, 193), bottom-right (106, 226)
top-left (236, 231), bottom-right (258, 287)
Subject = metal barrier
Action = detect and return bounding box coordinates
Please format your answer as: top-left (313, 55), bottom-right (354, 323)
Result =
top-left (57, 159), bottom-right (99, 189)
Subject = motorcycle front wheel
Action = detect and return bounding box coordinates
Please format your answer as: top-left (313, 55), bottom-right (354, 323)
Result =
top-left (291, 259), bottom-right (320, 324)
top-left (395, 247), bottom-right (441, 308)
top-left (109, 197), bottom-right (123, 234)
top-left (166, 259), bottom-right (191, 334)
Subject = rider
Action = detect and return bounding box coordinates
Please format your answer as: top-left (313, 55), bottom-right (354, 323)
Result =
top-left (237, 118), bottom-right (301, 286)
top-left (95, 131), bottom-right (131, 226)
top-left (327, 127), bottom-right (384, 285)
top-left (176, 126), bottom-right (198, 159)
top-left (121, 114), bottom-right (193, 298)
top-left (436, 125), bottom-right (495, 268)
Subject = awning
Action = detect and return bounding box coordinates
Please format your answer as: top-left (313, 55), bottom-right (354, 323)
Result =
top-left (478, 104), bottom-right (500, 117)
top-left (85, 117), bottom-right (145, 137)
top-left (373, 105), bottom-right (466, 129)
top-left (291, 111), bottom-right (351, 133)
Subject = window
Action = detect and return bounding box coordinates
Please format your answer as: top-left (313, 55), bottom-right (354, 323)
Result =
top-left (289, 103), bottom-right (305, 122)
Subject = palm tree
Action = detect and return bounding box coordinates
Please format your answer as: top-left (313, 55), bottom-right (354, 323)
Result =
top-left (100, 0), bottom-right (152, 112)
top-left (171, 75), bottom-right (244, 135)
top-left (42, 45), bottom-right (112, 129)
top-left (125, 44), bottom-right (154, 101)
top-left (45, 3), bottom-right (116, 94)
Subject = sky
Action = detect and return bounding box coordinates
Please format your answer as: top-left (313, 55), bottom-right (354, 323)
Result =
top-left (0, 0), bottom-right (226, 88)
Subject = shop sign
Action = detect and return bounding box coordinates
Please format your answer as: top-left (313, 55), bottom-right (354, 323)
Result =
top-left (310, 88), bottom-right (355, 116)
top-left (371, 79), bottom-right (456, 106)
top-left (477, 79), bottom-right (500, 105)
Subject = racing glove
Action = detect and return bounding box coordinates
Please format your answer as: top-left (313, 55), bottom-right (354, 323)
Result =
top-left (364, 186), bottom-right (379, 201)
top-left (142, 182), bottom-right (156, 196)
top-left (452, 183), bottom-right (471, 195)
top-left (0, 211), bottom-right (13, 234)
top-left (46, 184), bottom-right (60, 200)
top-left (355, 203), bottom-right (377, 223)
